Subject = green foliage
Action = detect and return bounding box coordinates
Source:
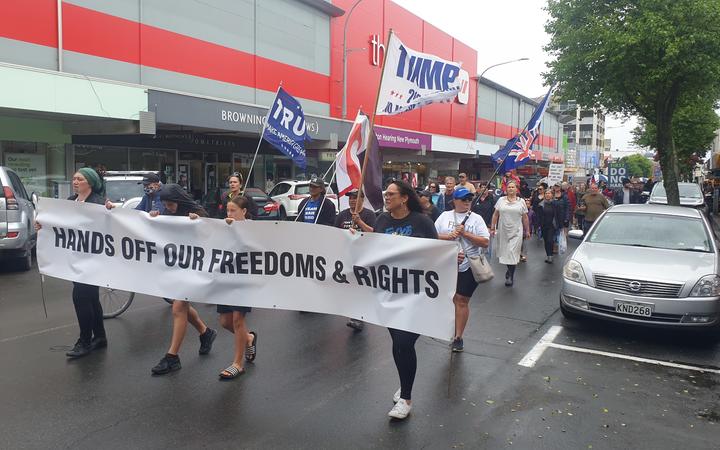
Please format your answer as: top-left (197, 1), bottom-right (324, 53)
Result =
top-left (619, 154), bottom-right (653, 178)
top-left (544, 0), bottom-right (720, 204)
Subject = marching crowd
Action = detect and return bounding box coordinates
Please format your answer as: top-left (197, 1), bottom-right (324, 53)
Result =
top-left (34, 166), bottom-right (646, 421)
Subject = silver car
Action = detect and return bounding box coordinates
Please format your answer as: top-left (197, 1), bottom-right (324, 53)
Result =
top-left (0, 166), bottom-right (38, 270)
top-left (561, 204), bottom-right (720, 334)
top-left (648, 181), bottom-right (707, 213)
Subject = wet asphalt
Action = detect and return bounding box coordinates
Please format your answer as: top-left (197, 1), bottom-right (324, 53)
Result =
top-left (0, 237), bottom-right (718, 450)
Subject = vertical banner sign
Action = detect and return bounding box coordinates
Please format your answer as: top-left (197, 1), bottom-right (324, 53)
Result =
top-left (262, 87), bottom-right (310, 169)
top-left (547, 163), bottom-right (565, 186)
top-left (376, 32), bottom-right (462, 116)
top-left (608, 163), bottom-right (628, 188)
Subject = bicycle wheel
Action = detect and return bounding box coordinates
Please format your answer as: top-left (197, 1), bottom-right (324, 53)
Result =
top-left (100, 288), bottom-right (135, 319)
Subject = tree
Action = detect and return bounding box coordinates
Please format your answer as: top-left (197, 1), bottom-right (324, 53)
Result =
top-left (632, 98), bottom-right (720, 178)
top-left (619, 154), bottom-right (653, 178)
top-left (544, 0), bottom-right (720, 205)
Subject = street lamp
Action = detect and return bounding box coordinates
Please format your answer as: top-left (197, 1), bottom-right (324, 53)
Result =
top-left (342, 0), bottom-right (365, 120)
top-left (477, 57), bottom-right (529, 81)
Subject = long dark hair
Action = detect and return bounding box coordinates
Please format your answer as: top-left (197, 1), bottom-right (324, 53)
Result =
top-left (389, 180), bottom-right (423, 213)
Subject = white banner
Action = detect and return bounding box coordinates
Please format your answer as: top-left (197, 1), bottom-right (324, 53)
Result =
top-left (376, 32), bottom-right (462, 116)
top-left (36, 198), bottom-right (458, 339)
top-left (547, 163), bottom-right (565, 186)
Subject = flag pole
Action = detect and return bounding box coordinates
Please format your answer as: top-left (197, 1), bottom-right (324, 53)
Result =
top-left (354, 29), bottom-right (392, 215)
top-left (243, 83), bottom-right (282, 196)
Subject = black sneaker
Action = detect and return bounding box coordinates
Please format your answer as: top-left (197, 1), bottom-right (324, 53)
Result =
top-left (66, 339), bottom-right (92, 358)
top-left (151, 354), bottom-right (181, 375)
top-left (90, 337), bottom-right (107, 350)
top-left (199, 328), bottom-right (217, 355)
top-left (451, 338), bottom-right (464, 352)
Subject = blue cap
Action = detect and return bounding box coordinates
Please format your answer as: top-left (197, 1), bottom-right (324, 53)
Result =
top-left (453, 187), bottom-right (473, 199)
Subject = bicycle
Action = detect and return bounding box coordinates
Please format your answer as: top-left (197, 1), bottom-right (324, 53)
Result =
top-left (100, 288), bottom-right (173, 319)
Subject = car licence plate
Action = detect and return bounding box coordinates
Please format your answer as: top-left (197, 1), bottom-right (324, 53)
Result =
top-left (615, 301), bottom-right (653, 317)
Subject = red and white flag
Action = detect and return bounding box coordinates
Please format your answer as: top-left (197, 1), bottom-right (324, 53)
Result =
top-left (335, 111), bottom-right (368, 196)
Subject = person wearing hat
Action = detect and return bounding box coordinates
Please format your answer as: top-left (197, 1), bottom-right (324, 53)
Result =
top-left (35, 167), bottom-right (108, 358)
top-left (135, 173), bottom-right (165, 214)
top-left (435, 187), bottom-right (490, 352)
top-left (416, 189), bottom-right (441, 222)
top-left (335, 188), bottom-right (376, 331)
top-left (613, 177), bottom-right (641, 205)
top-left (296, 176), bottom-right (336, 226)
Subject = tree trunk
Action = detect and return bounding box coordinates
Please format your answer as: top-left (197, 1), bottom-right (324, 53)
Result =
top-left (656, 111), bottom-right (681, 206)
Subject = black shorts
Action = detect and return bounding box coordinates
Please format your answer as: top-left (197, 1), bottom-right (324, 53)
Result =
top-left (456, 269), bottom-right (479, 298)
top-left (216, 305), bottom-right (251, 314)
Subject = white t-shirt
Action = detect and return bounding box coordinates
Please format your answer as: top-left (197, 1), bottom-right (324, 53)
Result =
top-left (435, 210), bottom-right (490, 272)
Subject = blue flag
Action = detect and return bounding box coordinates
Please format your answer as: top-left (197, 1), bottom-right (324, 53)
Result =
top-left (262, 87), bottom-right (310, 169)
top-left (492, 86), bottom-right (553, 171)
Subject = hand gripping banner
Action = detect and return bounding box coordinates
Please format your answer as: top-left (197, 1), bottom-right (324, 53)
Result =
top-left (36, 199), bottom-right (458, 340)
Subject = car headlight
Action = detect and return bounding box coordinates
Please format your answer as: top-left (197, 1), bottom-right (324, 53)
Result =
top-left (563, 259), bottom-right (587, 284)
top-left (689, 275), bottom-right (720, 297)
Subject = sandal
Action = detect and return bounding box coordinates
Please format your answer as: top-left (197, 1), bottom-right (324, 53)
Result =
top-left (219, 364), bottom-right (245, 380)
top-left (245, 331), bottom-right (257, 362)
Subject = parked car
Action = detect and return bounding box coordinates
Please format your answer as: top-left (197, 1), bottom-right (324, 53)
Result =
top-left (269, 181), bottom-right (338, 220)
top-left (560, 203), bottom-right (720, 336)
top-left (244, 188), bottom-right (281, 221)
top-left (647, 182), bottom-right (707, 214)
top-left (103, 171), bottom-right (151, 210)
top-left (0, 166), bottom-right (37, 270)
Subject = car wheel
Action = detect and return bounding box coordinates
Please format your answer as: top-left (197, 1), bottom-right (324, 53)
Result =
top-left (17, 248), bottom-right (32, 271)
top-left (279, 206), bottom-right (287, 221)
top-left (560, 301), bottom-right (582, 321)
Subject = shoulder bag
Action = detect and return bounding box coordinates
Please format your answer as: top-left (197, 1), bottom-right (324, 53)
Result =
top-left (456, 212), bottom-right (494, 283)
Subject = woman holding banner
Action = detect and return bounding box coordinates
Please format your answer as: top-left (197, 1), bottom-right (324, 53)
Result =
top-left (218, 172), bottom-right (257, 219)
top-left (149, 184), bottom-right (217, 375)
top-left (490, 181), bottom-right (530, 287)
top-left (374, 180), bottom-right (438, 420)
top-left (34, 168), bottom-right (108, 358)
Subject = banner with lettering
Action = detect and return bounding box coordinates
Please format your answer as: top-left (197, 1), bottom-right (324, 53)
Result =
top-left (36, 199), bottom-right (458, 340)
top-left (376, 32), bottom-right (462, 116)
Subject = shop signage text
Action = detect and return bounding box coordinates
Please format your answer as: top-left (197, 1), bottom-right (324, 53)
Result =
top-left (370, 34), bottom-right (385, 66)
top-left (374, 126), bottom-right (431, 151)
top-left (220, 109), bottom-right (319, 136)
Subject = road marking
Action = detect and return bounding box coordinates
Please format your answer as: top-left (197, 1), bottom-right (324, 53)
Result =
top-left (518, 325), bottom-right (563, 367)
top-left (548, 343), bottom-right (720, 375)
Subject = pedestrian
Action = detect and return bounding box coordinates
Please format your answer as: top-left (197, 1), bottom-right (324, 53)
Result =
top-left (563, 182), bottom-right (576, 225)
top-left (134, 173), bottom-right (165, 213)
top-left (580, 183), bottom-right (609, 234)
top-left (335, 188), bottom-right (376, 331)
top-left (149, 184), bottom-right (217, 375)
top-left (35, 168), bottom-right (108, 358)
top-left (443, 176), bottom-right (456, 211)
top-left (552, 183), bottom-right (570, 237)
top-left (489, 181), bottom-right (530, 287)
top-left (457, 173), bottom-right (476, 194)
top-left (435, 187), bottom-right (489, 352)
top-left (215, 195), bottom-right (257, 380)
top-left (417, 189), bottom-right (441, 222)
top-left (530, 183), bottom-right (547, 238)
top-left (427, 181), bottom-right (444, 210)
top-left (297, 176), bottom-right (337, 226)
top-left (538, 190), bottom-right (563, 263)
top-left (574, 183), bottom-right (587, 230)
top-left (519, 179), bottom-right (532, 199)
top-left (374, 180), bottom-right (439, 420)
top-left (218, 172), bottom-right (258, 219)
top-left (613, 178), bottom-right (641, 205)
top-left (500, 170), bottom-right (521, 194)
top-left (471, 182), bottom-right (496, 228)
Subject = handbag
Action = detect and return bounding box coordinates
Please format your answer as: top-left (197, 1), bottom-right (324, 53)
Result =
top-left (455, 212), bottom-right (494, 283)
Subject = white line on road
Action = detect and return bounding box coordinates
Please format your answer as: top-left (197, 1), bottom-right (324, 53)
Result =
top-left (548, 342), bottom-right (720, 375)
top-left (518, 325), bottom-right (563, 367)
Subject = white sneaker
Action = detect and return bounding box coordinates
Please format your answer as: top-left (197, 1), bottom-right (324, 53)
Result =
top-left (388, 398), bottom-right (412, 419)
top-left (392, 388), bottom-right (401, 403)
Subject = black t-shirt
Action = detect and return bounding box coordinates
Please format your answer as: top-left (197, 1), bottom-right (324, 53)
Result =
top-left (374, 211), bottom-right (438, 239)
top-left (334, 207), bottom-right (377, 230)
top-left (443, 192), bottom-right (455, 211)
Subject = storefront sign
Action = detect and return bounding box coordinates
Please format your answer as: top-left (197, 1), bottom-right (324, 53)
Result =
top-left (4, 153), bottom-right (46, 195)
top-left (374, 126), bottom-right (431, 150)
top-left (319, 151), bottom-right (337, 162)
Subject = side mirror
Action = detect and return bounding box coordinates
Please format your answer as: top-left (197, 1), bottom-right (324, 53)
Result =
top-left (31, 192), bottom-right (39, 206)
top-left (568, 229), bottom-right (584, 240)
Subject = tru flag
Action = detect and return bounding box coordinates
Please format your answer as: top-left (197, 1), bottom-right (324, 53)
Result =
top-left (492, 86), bottom-right (554, 171)
top-left (336, 111), bottom-right (384, 212)
top-left (262, 87), bottom-right (310, 169)
top-left (376, 32), bottom-right (462, 116)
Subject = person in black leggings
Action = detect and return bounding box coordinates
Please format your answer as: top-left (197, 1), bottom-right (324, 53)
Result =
top-left (538, 190), bottom-right (563, 263)
top-left (373, 180), bottom-right (439, 420)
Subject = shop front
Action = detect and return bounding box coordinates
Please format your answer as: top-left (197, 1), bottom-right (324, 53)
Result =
top-left (375, 126), bottom-right (433, 187)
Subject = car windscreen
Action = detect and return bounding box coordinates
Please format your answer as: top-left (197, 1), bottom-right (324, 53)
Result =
top-left (652, 183), bottom-right (703, 199)
top-left (295, 184), bottom-right (333, 195)
top-left (588, 213), bottom-right (712, 252)
top-left (105, 180), bottom-right (145, 202)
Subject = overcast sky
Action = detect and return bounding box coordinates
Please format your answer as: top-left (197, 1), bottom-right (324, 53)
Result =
top-left (392, 0), bottom-right (639, 153)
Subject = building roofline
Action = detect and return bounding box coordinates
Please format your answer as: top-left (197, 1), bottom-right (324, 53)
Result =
top-left (478, 78), bottom-right (559, 118)
top-left (297, 0), bottom-right (345, 17)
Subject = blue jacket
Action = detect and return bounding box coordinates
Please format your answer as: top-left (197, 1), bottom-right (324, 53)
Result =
top-left (136, 187), bottom-right (165, 214)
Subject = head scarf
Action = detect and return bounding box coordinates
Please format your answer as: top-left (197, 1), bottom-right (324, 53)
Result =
top-left (159, 184), bottom-right (207, 216)
top-left (77, 167), bottom-right (105, 195)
